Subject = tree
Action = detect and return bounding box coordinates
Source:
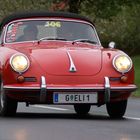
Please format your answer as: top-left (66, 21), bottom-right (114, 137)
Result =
top-left (0, 0), bottom-right (139, 55)
top-left (50, 0), bottom-right (83, 13)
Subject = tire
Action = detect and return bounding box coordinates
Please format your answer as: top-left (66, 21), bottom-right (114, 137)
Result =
top-left (106, 100), bottom-right (127, 118)
top-left (74, 104), bottom-right (91, 115)
top-left (0, 82), bottom-right (17, 117)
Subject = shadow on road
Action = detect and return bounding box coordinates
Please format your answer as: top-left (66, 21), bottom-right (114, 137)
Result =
top-left (3, 112), bottom-right (127, 121)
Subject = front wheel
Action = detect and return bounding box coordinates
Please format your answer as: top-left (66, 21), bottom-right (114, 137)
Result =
top-left (106, 100), bottom-right (127, 118)
top-left (74, 104), bottom-right (91, 115)
top-left (0, 82), bottom-right (17, 117)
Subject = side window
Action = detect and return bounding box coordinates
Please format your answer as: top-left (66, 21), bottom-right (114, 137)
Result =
top-left (0, 27), bottom-right (5, 45)
top-left (6, 23), bottom-right (19, 43)
top-left (0, 31), bottom-right (2, 44)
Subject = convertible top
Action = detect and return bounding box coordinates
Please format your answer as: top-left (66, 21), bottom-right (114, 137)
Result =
top-left (0, 11), bottom-right (94, 30)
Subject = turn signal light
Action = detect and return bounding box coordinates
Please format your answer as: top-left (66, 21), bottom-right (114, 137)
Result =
top-left (17, 75), bottom-right (25, 83)
top-left (120, 75), bottom-right (128, 83)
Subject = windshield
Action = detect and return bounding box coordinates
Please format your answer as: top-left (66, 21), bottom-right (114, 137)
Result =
top-left (5, 19), bottom-right (100, 44)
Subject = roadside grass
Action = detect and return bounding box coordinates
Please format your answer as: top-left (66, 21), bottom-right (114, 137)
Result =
top-left (132, 55), bottom-right (140, 97)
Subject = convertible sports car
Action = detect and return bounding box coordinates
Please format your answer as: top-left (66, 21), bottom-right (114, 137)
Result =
top-left (0, 11), bottom-right (137, 118)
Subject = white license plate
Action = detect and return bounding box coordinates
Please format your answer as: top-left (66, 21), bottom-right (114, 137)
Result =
top-left (53, 92), bottom-right (97, 104)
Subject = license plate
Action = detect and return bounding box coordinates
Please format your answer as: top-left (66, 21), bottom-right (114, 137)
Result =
top-left (53, 92), bottom-right (97, 104)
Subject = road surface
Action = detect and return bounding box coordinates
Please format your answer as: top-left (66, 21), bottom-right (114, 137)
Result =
top-left (0, 97), bottom-right (140, 140)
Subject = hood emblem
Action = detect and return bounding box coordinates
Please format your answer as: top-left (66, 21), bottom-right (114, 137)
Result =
top-left (66, 51), bottom-right (77, 72)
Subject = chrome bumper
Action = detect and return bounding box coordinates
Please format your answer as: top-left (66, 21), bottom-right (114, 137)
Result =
top-left (4, 76), bottom-right (137, 103)
top-left (40, 76), bottom-right (47, 102)
top-left (104, 77), bottom-right (110, 103)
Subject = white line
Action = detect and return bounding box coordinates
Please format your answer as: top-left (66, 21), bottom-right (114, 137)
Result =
top-left (124, 116), bottom-right (140, 121)
top-left (30, 105), bottom-right (140, 120)
top-left (32, 105), bottom-right (69, 111)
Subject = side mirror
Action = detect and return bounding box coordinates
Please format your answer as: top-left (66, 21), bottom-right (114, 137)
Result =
top-left (108, 41), bottom-right (116, 49)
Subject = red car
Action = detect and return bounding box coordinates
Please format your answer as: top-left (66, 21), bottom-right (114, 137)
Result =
top-left (0, 12), bottom-right (137, 118)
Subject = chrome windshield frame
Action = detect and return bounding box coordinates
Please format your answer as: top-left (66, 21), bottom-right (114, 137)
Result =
top-left (4, 18), bottom-right (101, 45)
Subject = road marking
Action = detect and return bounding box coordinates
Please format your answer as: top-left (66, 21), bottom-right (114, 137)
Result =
top-left (31, 105), bottom-right (140, 120)
top-left (124, 116), bottom-right (140, 121)
top-left (32, 105), bottom-right (69, 111)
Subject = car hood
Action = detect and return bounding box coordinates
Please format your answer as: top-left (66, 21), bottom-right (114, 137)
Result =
top-left (12, 42), bottom-right (102, 76)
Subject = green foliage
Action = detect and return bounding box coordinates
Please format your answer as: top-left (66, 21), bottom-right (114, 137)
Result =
top-left (96, 4), bottom-right (140, 55)
top-left (80, 0), bottom-right (140, 19)
top-left (0, 0), bottom-right (139, 55)
top-left (132, 56), bottom-right (140, 97)
top-left (0, 0), bottom-right (51, 19)
top-left (68, 0), bottom-right (82, 13)
top-left (80, 0), bottom-right (120, 19)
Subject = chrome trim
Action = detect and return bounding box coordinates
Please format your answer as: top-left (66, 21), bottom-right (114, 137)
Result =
top-left (111, 86), bottom-right (137, 90)
top-left (3, 84), bottom-right (137, 91)
top-left (47, 87), bottom-right (104, 90)
top-left (41, 76), bottom-right (46, 88)
top-left (66, 51), bottom-right (77, 72)
top-left (0, 82), bottom-right (4, 108)
top-left (3, 86), bottom-right (40, 89)
top-left (40, 76), bottom-right (47, 102)
top-left (4, 18), bottom-right (101, 45)
top-left (104, 77), bottom-right (110, 102)
top-left (94, 26), bottom-right (102, 46)
top-left (47, 86), bottom-right (137, 91)
top-left (108, 41), bottom-right (116, 49)
top-left (105, 77), bottom-right (110, 88)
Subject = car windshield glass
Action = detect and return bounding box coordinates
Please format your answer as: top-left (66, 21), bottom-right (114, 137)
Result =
top-left (5, 19), bottom-right (100, 44)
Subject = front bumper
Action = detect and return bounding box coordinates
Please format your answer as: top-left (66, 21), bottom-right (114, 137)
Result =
top-left (4, 76), bottom-right (137, 104)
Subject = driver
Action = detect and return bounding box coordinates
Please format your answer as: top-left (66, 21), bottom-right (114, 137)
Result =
top-left (17, 25), bottom-right (38, 41)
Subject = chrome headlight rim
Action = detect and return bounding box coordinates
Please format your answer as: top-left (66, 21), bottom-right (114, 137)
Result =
top-left (10, 53), bottom-right (30, 73)
top-left (113, 54), bottom-right (132, 73)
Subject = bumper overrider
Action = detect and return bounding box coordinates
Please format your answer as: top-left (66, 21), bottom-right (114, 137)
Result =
top-left (4, 76), bottom-right (137, 104)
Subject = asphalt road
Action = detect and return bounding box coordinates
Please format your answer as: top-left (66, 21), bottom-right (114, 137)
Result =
top-left (0, 98), bottom-right (140, 140)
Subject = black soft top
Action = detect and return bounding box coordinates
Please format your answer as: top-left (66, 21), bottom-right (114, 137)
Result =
top-left (0, 11), bottom-right (94, 30)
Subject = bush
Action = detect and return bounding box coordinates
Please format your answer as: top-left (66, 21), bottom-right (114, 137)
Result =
top-left (95, 5), bottom-right (140, 56)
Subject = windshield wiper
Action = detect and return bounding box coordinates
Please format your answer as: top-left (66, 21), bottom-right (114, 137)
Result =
top-left (72, 39), bottom-right (97, 45)
top-left (38, 37), bottom-right (67, 44)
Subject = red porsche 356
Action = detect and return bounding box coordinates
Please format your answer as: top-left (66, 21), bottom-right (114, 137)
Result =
top-left (0, 12), bottom-right (137, 118)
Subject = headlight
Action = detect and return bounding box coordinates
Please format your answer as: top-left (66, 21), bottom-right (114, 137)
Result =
top-left (113, 54), bottom-right (132, 73)
top-left (10, 54), bottom-right (30, 73)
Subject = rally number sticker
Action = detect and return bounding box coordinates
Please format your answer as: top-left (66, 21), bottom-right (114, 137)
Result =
top-left (45, 21), bottom-right (61, 27)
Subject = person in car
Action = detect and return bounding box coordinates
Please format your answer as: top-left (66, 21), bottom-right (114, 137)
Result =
top-left (17, 25), bottom-right (38, 41)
